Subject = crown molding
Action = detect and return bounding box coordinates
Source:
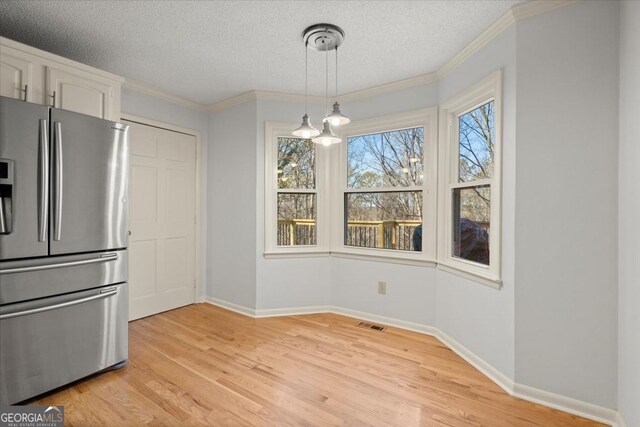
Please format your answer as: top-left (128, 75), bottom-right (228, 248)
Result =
top-left (436, 8), bottom-right (516, 78)
top-left (123, 79), bottom-right (209, 112)
top-left (437, 0), bottom-right (576, 78)
top-left (128, 0), bottom-right (576, 114)
top-left (339, 72), bottom-right (439, 103)
top-left (1, 36), bottom-right (124, 83)
top-left (207, 90), bottom-right (258, 112)
top-left (511, 0), bottom-right (576, 21)
top-left (208, 72), bottom-right (439, 111)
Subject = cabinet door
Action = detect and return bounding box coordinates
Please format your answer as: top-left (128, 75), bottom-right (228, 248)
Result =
top-left (0, 48), bottom-right (33, 101)
top-left (46, 66), bottom-right (115, 120)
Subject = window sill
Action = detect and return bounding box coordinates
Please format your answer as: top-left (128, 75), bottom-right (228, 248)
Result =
top-left (264, 251), bottom-right (331, 259)
top-left (331, 250), bottom-right (436, 268)
top-left (437, 263), bottom-right (502, 289)
top-left (263, 250), bottom-right (501, 290)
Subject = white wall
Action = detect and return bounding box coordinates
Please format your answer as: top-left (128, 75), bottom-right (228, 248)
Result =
top-left (618, 1), bottom-right (640, 425)
top-left (514, 1), bottom-right (619, 408)
top-left (255, 100), bottom-right (332, 310)
top-left (208, 101), bottom-right (258, 308)
top-left (121, 88), bottom-right (209, 298)
top-left (204, 0), bottom-right (626, 414)
top-left (436, 27), bottom-right (517, 381)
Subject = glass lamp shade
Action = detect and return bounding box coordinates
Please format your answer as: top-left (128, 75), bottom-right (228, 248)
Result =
top-left (292, 114), bottom-right (320, 139)
top-left (312, 120), bottom-right (342, 146)
top-left (326, 102), bottom-right (350, 126)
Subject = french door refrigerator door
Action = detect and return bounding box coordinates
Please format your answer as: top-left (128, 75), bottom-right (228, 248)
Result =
top-left (0, 97), bottom-right (50, 261)
top-left (49, 108), bottom-right (129, 255)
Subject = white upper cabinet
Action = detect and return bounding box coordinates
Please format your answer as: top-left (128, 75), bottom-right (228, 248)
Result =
top-left (0, 46), bottom-right (34, 102)
top-left (46, 66), bottom-right (116, 120)
top-left (0, 37), bottom-right (122, 121)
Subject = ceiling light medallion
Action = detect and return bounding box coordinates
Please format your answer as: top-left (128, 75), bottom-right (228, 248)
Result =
top-left (293, 23), bottom-right (350, 145)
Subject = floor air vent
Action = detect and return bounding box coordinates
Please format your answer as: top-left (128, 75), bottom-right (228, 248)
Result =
top-left (357, 322), bottom-right (386, 331)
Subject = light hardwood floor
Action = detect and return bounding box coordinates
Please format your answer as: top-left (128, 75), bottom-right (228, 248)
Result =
top-left (31, 303), bottom-right (603, 426)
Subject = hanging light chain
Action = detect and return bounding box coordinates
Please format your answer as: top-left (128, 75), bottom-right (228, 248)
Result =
top-left (304, 41), bottom-right (308, 114)
top-left (335, 46), bottom-right (338, 99)
top-left (325, 38), bottom-right (329, 118)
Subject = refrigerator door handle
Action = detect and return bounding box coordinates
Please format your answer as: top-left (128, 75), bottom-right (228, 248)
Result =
top-left (53, 121), bottom-right (63, 241)
top-left (38, 119), bottom-right (49, 242)
top-left (0, 288), bottom-right (118, 320)
top-left (0, 252), bottom-right (118, 275)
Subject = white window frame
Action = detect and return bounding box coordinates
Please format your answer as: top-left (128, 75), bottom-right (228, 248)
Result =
top-left (331, 108), bottom-right (438, 266)
top-left (264, 122), bottom-right (330, 257)
top-left (437, 70), bottom-right (502, 288)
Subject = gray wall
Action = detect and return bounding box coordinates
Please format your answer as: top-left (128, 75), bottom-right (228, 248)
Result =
top-left (121, 87), bottom-right (209, 299)
top-left (618, 1), bottom-right (640, 425)
top-left (204, 0), bottom-right (625, 411)
top-left (207, 101), bottom-right (258, 308)
top-left (436, 26), bottom-right (517, 381)
top-left (255, 100), bottom-right (332, 310)
top-left (514, 1), bottom-right (619, 407)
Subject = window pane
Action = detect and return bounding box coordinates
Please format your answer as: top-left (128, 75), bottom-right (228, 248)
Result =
top-left (277, 193), bottom-right (316, 246)
top-left (277, 137), bottom-right (315, 189)
top-left (458, 101), bottom-right (494, 182)
top-left (347, 127), bottom-right (424, 188)
top-left (452, 186), bottom-right (490, 265)
top-left (345, 191), bottom-right (422, 251)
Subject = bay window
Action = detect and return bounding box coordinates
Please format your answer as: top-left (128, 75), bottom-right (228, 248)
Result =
top-left (334, 108), bottom-right (438, 263)
top-left (438, 70), bottom-right (502, 286)
top-left (264, 70), bottom-right (502, 287)
top-left (264, 123), bottom-right (328, 256)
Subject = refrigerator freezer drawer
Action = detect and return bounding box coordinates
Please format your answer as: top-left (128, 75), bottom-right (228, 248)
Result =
top-left (0, 250), bottom-right (127, 304)
top-left (0, 283), bottom-right (128, 405)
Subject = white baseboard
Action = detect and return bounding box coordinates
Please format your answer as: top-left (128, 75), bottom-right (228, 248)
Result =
top-left (615, 412), bottom-right (628, 427)
top-left (435, 329), bottom-right (515, 394)
top-left (255, 305), bottom-right (332, 318)
top-left (329, 306), bottom-right (439, 336)
top-left (199, 298), bottom-right (619, 426)
top-left (203, 296), bottom-right (256, 317)
top-left (512, 383), bottom-right (618, 426)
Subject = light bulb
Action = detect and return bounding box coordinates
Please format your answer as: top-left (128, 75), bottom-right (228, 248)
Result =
top-left (312, 121), bottom-right (342, 146)
top-left (292, 114), bottom-right (319, 138)
top-left (325, 102), bottom-right (350, 126)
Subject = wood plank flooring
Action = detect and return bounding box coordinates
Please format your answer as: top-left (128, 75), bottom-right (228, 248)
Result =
top-left (31, 303), bottom-right (604, 426)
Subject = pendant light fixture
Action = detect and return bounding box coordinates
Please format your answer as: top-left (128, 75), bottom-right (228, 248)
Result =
top-left (313, 33), bottom-right (341, 146)
top-left (325, 47), bottom-right (350, 126)
top-left (292, 41), bottom-right (320, 138)
top-left (293, 23), bottom-right (349, 145)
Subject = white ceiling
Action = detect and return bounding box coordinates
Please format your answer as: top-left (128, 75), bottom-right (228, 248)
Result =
top-left (0, 1), bottom-right (524, 106)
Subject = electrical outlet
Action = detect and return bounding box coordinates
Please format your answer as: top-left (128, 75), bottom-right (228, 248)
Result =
top-left (378, 281), bottom-right (386, 295)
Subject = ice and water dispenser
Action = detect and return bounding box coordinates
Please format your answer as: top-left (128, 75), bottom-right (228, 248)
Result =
top-left (0, 159), bottom-right (13, 234)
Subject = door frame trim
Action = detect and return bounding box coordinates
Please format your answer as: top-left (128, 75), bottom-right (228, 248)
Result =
top-left (121, 113), bottom-right (202, 307)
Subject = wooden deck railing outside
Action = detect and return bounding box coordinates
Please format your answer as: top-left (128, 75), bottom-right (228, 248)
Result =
top-left (277, 219), bottom-right (422, 250)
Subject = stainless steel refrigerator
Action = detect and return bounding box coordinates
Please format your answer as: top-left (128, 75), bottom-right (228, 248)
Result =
top-left (0, 96), bottom-right (130, 405)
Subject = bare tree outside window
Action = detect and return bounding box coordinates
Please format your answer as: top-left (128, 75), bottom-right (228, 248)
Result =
top-left (345, 127), bottom-right (424, 251)
top-left (276, 137), bottom-right (316, 246)
top-left (453, 101), bottom-right (494, 264)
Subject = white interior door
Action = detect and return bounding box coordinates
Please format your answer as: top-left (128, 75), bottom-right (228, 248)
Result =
top-left (125, 120), bottom-right (197, 320)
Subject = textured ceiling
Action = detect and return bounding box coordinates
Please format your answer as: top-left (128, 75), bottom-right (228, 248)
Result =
top-left (0, 0), bottom-right (524, 105)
